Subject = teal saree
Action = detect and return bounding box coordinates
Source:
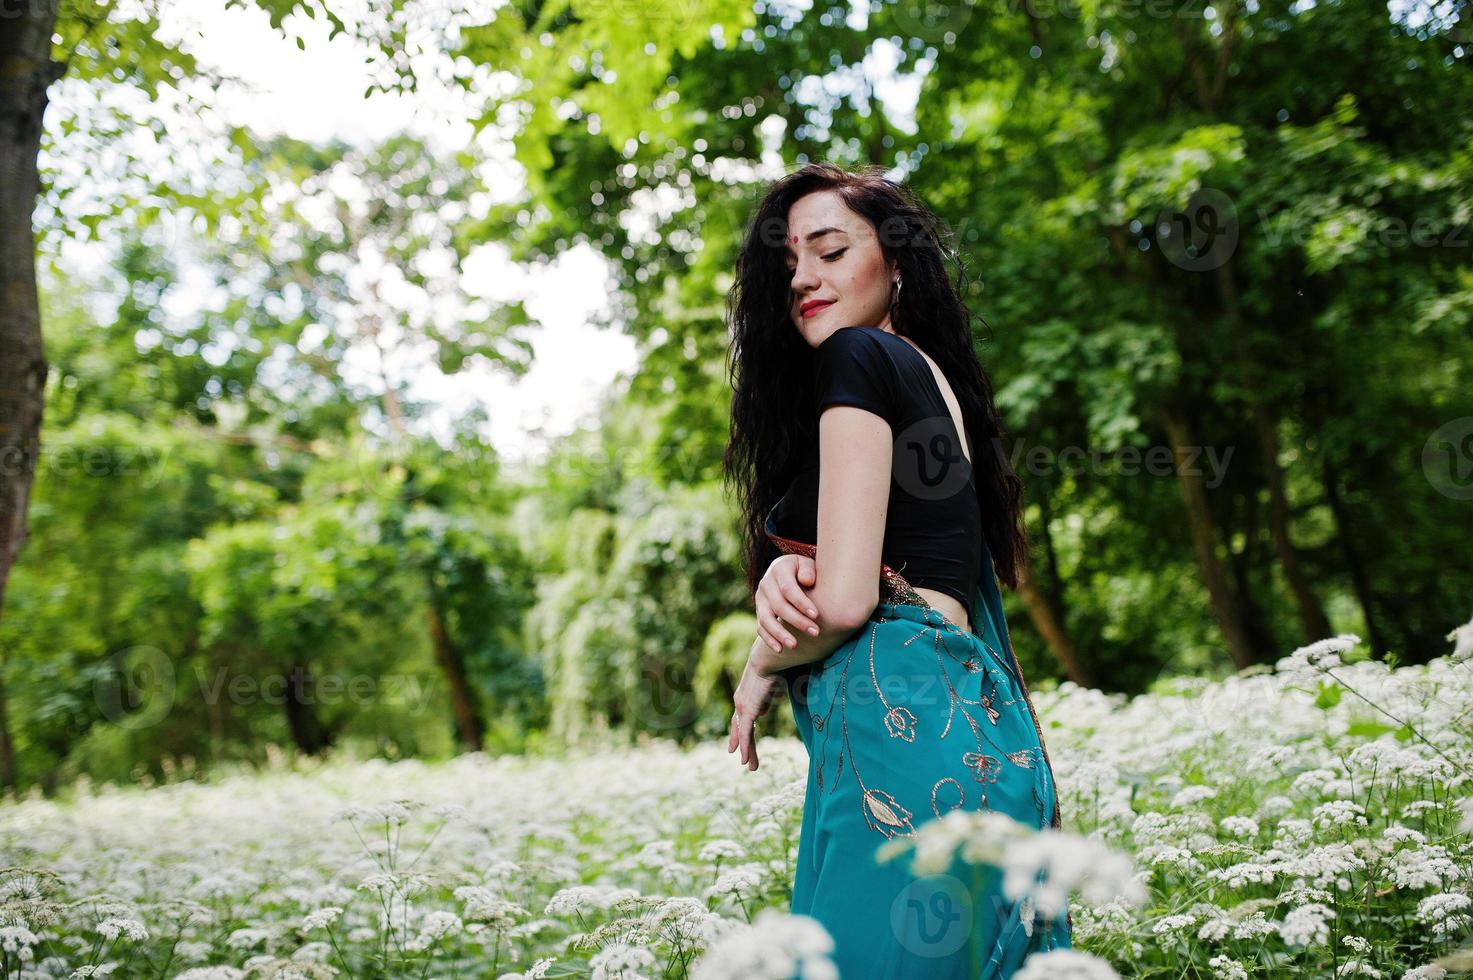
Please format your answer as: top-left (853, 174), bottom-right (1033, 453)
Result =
top-left (765, 507), bottom-right (1073, 978)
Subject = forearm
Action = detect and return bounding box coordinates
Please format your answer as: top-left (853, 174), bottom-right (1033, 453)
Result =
top-left (748, 609), bottom-right (868, 678)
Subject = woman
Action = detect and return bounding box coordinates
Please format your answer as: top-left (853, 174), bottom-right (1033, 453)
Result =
top-left (721, 163), bottom-right (1073, 978)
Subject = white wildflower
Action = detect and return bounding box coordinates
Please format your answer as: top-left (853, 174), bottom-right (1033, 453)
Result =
top-left (497, 958), bottom-right (556, 980)
top-left (0, 926), bottom-right (40, 956)
top-left (1383, 824), bottom-right (1427, 846)
top-left (1170, 785), bottom-right (1218, 809)
top-left (1275, 817), bottom-right (1314, 846)
top-left (301, 907), bottom-right (342, 931)
top-left (1151, 913), bottom-right (1196, 945)
top-left (588, 941), bottom-right (656, 980)
top-left (1389, 845), bottom-right (1462, 890)
top-left (1457, 797), bottom-right (1473, 835)
top-left (1014, 948), bottom-right (1122, 979)
top-left (457, 886), bottom-right (528, 928)
top-left (1208, 955), bottom-right (1248, 980)
top-left (1277, 634), bottom-right (1360, 679)
top-left (1402, 800), bottom-right (1444, 817)
top-left (698, 839), bottom-right (747, 863)
top-left (1230, 911), bottom-right (1274, 940)
top-left (1312, 800), bottom-right (1368, 830)
top-left (1415, 893), bottom-right (1473, 939)
top-left (1219, 816), bottom-right (1259, 839)
top-left (545, 885), bottom-right (640, 916)
top-left (1290, 769), bottom-right (1342, 795)
top-left (1278, 903), bottom-right (1335, 947)
top-left (1446, 613), bottom-right (1473, 662)
top-left (225, 927), bottom-right (271, 949)
top-left (96, 917), bottom-right (148, 942)
top-left (1289, 843), bottom-right (1366, 889)
top-left (1206, 861), bottom-right (1278, 889)
top-left (1401, 965), bottom-right (1449, 979)
top-left (1257, 795), bottom-right (1294, 818)
top-left (704, 864), bottom-right (765, 902)
top-left (689, 907), bottom-right (837, 980)
top-left (406, 910), bottom-right (462, 951)
top-left (649, 897), bottom-right (724, 945)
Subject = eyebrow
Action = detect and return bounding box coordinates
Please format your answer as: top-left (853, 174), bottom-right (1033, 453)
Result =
top-left (783, 226), bottom-right (850, 257)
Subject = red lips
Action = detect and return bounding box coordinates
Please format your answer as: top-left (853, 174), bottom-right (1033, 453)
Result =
top-left (800, 300), bottom-right (834, 316)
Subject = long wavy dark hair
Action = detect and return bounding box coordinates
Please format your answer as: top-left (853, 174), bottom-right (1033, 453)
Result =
top-left (722, 162), bottom-right (1029, 599)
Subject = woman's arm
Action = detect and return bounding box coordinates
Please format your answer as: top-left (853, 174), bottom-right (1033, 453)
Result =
top-left (749, 402), bottom-right (893, 677)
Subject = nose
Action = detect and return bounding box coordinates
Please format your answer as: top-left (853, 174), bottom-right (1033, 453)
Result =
top-left (789, 254), bottom-right (821, 297)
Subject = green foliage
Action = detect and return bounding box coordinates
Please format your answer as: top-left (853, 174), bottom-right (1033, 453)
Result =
top-left (12, 0), bottom-right (1473, 793)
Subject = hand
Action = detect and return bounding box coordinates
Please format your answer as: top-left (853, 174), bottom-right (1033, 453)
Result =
top-left (727, 655), bottom-right (780, 771)
top-left (756, 553), bottom-right (821, 653)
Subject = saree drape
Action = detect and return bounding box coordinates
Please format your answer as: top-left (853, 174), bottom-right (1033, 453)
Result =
top-left (764, 506), bottom-right (1073, 978)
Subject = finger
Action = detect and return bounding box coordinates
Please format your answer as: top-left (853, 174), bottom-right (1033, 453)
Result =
top-left (776, 584), bottom-right (820, 635)
top-left (762, 612), bottom-right (799, 649)
top-left (797, 556), bottom-right (817, 585)
top-left (747, 722), bottom-right (760, 771)
top-left (753, 595), bottom-right (784, 652)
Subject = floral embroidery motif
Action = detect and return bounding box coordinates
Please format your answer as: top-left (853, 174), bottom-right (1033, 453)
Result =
top-left (863, 788), bottom-right (915, 838)
top-left (962, 751), bottom-right (1002, 784)
top-left (931, 777), bottom-right (964, 815)
top-left (1007, 748), bottom-right (1040, 769)
top-left (884, 706), bottom-right (917, 741)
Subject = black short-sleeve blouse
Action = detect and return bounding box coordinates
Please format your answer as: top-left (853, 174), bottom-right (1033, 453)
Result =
top-left (769, 326), bottom-right (983, 624)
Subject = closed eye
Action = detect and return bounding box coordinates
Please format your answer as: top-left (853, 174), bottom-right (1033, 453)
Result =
top-left (786, 249), bottom-right (849, 276)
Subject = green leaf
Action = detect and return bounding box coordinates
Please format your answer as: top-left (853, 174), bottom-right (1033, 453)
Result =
top-left (1314, 681), bottom-right (1342, 710)
top-left (1345, 718), bottom-right (1397, 739)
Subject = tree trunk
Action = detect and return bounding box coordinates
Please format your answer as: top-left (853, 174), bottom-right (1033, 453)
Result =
top-left (0, 2), bottom-right (65, 793)
top-left (1214, 262), bottom-right (1333, 644)
top-left (282, 663), bottom-right (333, 755)
top-left (1227, 499), bottom-right (1280, 657)
top-left (0, 674), bottom-right (13, 797)
top-left (1015, 556), bottom-right (1094, 689)
top-left (1160, 407), bottom-right (1258, 669)
top-left (428, 595), bottom-right (484, 752)
top-left (1036, 486), bottom-right (1064, 594)
top-left (1321, 457), bottom-right (1388, 658)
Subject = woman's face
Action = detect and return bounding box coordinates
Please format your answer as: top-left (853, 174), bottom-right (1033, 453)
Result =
top-left (784, 189), bottom-right (898, 347)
